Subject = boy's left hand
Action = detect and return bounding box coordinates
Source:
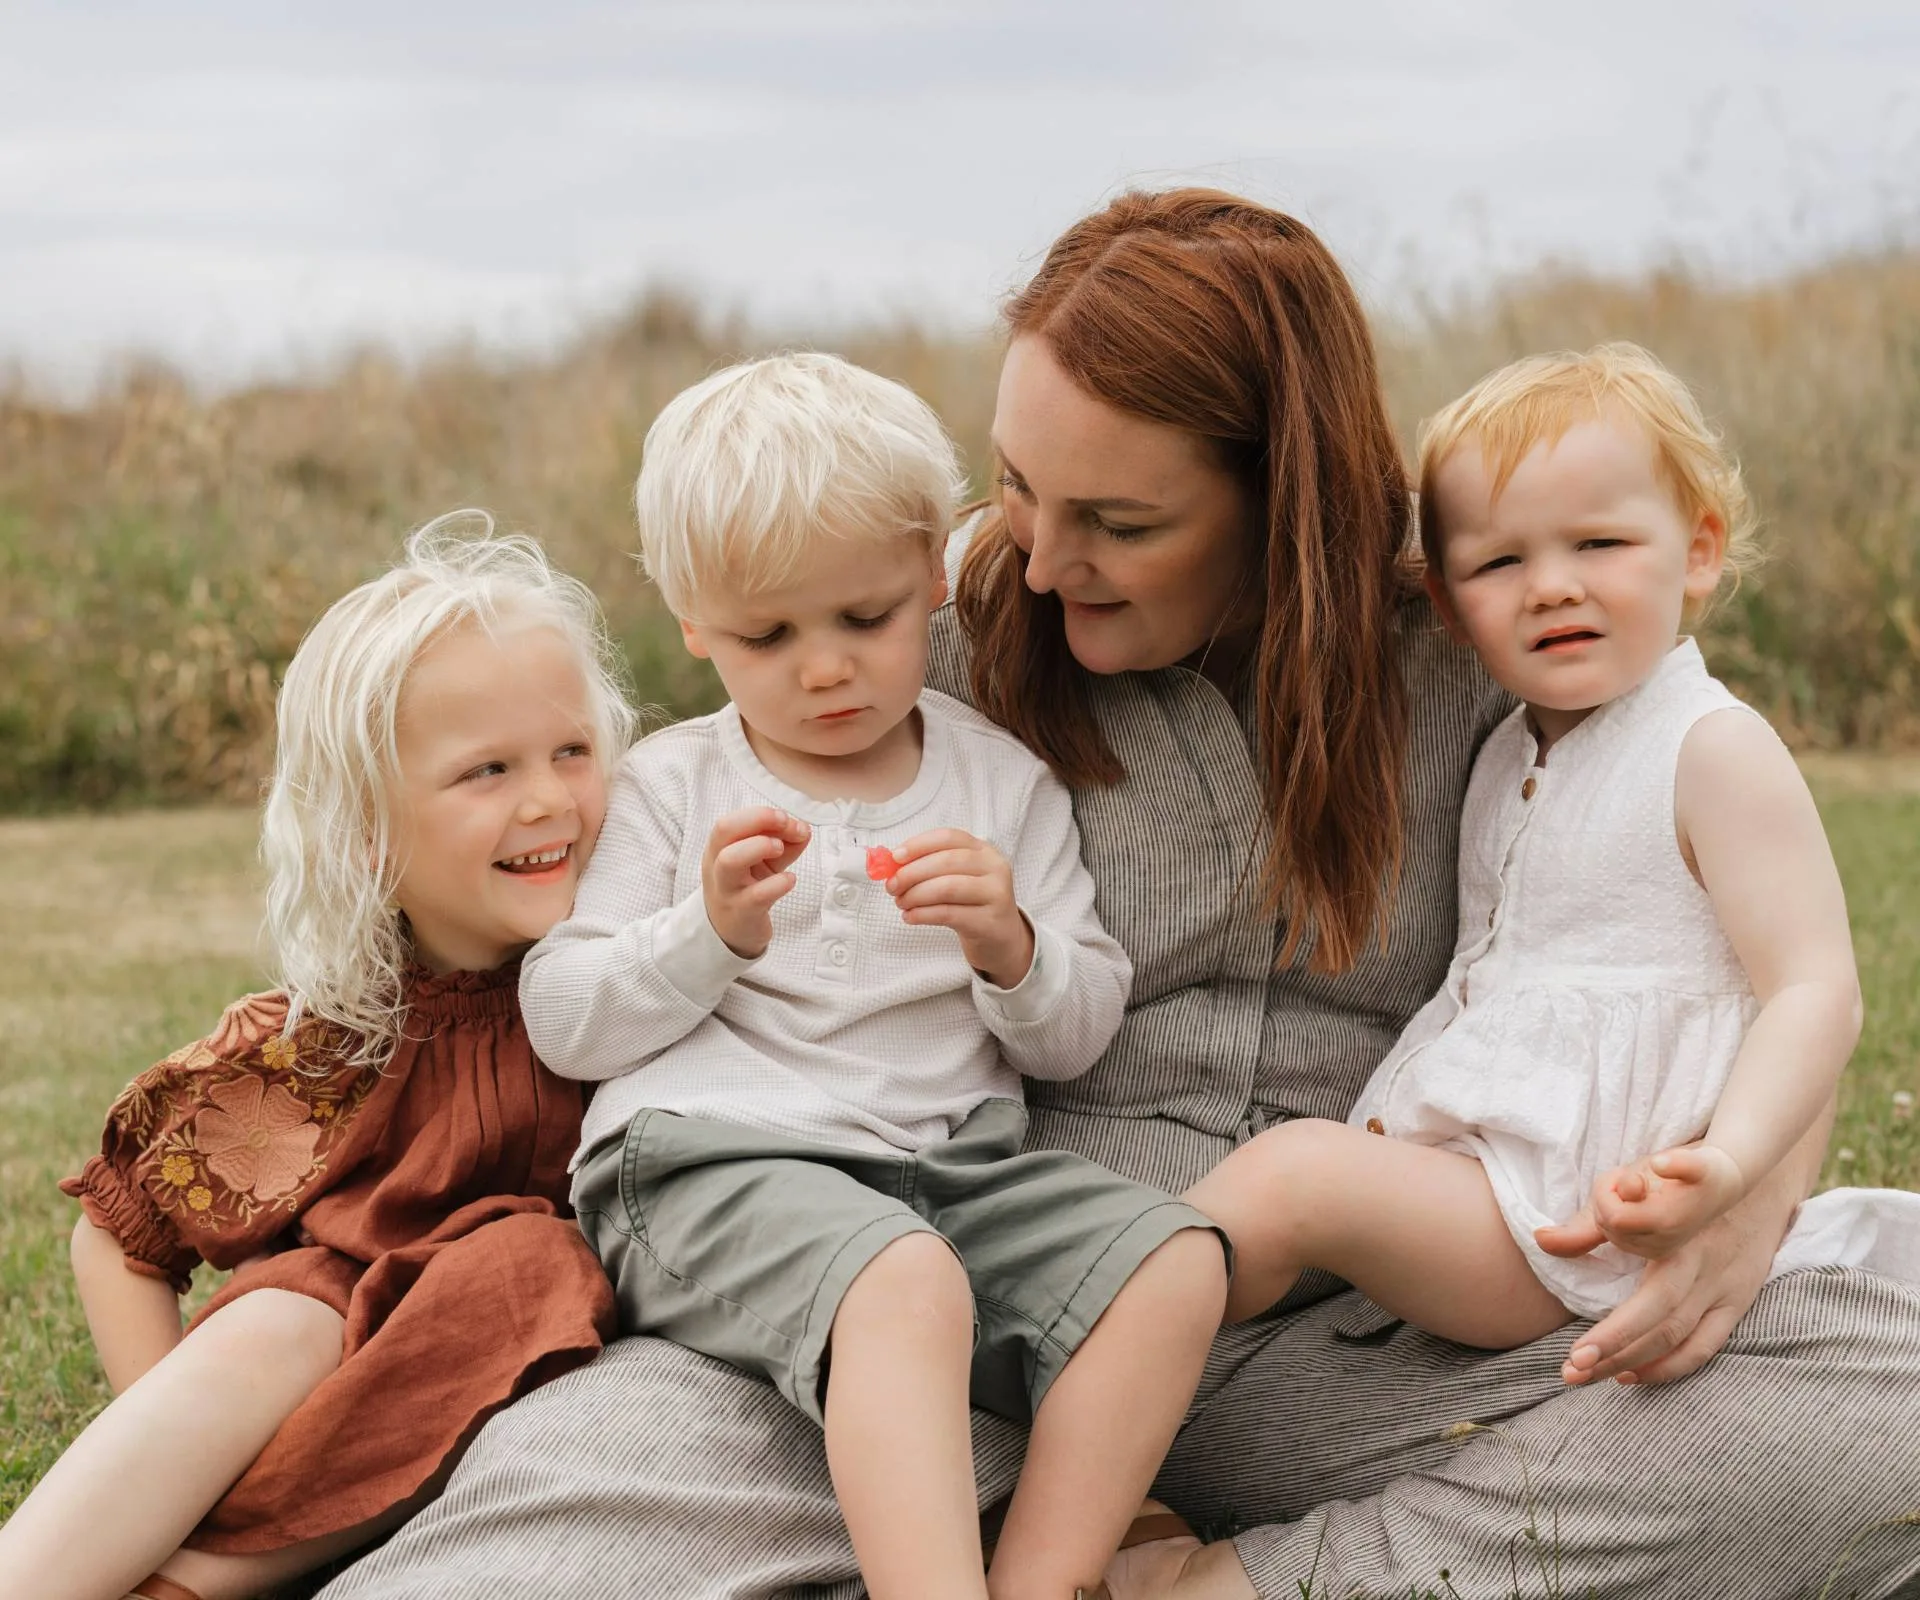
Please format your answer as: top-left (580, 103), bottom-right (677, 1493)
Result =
top-left (882, 828), bottom-right (1034, 990)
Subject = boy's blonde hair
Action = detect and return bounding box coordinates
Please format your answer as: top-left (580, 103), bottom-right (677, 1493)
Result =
top-left (1416, 342), bottom-right (1758, 615)
top-left (634, 352), bottom-right (967, 619)
top-left (261, 512), bottom-right (638, 1069)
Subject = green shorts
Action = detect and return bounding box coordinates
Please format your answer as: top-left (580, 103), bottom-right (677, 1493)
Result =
top-left (572, 1097), bottom-right (1223, 1426)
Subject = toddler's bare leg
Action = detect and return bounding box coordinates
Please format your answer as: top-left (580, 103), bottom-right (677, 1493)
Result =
top-left (988, 1228), bottom-right (1227, 1600)
top-left (824, 1233), bottom-right (988, 1600)
top-left (1188, 1120), bottom-right (1569, 1346)
top-left (0, 1288), bottom-right (344, 1600)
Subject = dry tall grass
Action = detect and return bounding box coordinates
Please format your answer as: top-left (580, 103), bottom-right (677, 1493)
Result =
top-left (3, 248), bottom-right (1917, 811)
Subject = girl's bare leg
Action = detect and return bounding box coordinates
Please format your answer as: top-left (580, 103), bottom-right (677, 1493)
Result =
top-left (1186, 1119), bottom-right (1569, 1345)
top-left (988, 1229), bottom-right (1227, 1600)
top-left (151, 1465), bottom-right (448, 1600)
top-left (824, 1234), bottom-right (989, 1600)
top-left (0, 1289), bottom-right (344, 1600)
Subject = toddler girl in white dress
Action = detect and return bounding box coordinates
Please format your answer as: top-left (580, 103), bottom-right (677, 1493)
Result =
top-left (1191, 342), bottom-right (1920, 1380)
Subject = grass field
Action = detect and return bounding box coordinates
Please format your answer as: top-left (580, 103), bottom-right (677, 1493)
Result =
top-left (2, 772), bottom-right (1916, 1588)
top-left (5, 244), bottom-right (1920, 815)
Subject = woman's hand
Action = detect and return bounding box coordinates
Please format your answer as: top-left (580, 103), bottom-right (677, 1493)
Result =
top-left (1537, 1107), bottom-right (1830, 1385)
top-left (701, 807), bottom-right (810, 959)
top-left (883, 828), bottom-right (1034, 990)
top-left (1547, 1201), bottom-right (1774, 1385)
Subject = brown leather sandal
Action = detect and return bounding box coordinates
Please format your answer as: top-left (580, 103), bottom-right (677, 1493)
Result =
top-left (130, 1576), bottom-right (207, 1600)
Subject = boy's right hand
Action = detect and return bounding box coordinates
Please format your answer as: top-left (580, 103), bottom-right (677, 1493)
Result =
top-left (702, 807), bottom-right (810, 959)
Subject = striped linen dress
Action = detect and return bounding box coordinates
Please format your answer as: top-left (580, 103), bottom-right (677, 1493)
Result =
top-left (317, 584), bottom-right (1920, 1600)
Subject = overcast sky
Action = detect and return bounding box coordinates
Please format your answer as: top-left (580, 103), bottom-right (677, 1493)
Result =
top-left (4, 1), bottom-right (1916, 390)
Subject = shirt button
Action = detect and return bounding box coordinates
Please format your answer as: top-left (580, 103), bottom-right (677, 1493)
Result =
top-left (1365, 1117), bottom-right (1386, 1136)
top-left (828, 943), bottom-right (849, 966)
top-left (1521, 776), bottom-right (1538, 800)
top-left (834, 884), bottom-right (855, 907)
top-left (1486, 906), bottom-right (1496, 928)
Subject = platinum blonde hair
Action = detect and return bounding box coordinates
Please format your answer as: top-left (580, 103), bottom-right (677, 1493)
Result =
top-left (261, 511), bottom-right (638, 1069)
top-left (634, 351), bottom-right (967, 619)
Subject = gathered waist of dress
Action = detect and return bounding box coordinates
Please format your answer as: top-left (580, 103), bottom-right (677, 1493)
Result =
top-left (1460, 959), bottom-right (1752, 998)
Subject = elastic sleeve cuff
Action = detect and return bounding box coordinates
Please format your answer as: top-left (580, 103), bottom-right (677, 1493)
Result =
top-left (974, 915), bottom-right (1073, 1025)
top-left (648, 892), bottom-right (759, 1009)
top-left (60, 1158), bottom-right (196, 1295)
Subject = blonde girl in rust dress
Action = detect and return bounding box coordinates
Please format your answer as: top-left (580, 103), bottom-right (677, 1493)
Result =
top-left (0, 519), bottom-right (632, 1600)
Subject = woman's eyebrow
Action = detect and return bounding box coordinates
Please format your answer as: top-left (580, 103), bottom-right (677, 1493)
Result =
top-left (992, 441), bottom-right (1162, 513)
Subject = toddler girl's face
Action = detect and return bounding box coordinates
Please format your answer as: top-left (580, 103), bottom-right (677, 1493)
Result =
top-left (389, 620), bottom-right (607, 973)
top-left (678, 535), bottom-right (946, 774)
top-left (1427, 412), bottom-right (1726, 749)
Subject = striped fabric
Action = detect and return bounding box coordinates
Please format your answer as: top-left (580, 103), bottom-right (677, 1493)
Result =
top-left (318, 594), bottom-right (1920, 1600)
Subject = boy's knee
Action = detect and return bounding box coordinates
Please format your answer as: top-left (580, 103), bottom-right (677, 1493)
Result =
top-left (1137, 1226), bottom-right (1230, 1312)
top-left (842, 1231), bottom-right (972, 1326)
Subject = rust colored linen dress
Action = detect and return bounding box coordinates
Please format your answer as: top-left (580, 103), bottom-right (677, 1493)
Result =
top-left (61, 962), bottom-right (616, 1555)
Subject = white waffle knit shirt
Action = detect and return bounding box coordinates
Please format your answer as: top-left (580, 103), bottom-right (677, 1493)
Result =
top-left (523, 689), bottom-right (1133, 1165)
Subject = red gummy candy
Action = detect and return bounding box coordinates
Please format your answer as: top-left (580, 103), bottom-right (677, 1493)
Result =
top-left (866, 845), bottom-right (900, 882)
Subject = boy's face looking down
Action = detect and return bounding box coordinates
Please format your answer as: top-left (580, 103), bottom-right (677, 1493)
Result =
top-left (679, 534), bottom-right (948, 788)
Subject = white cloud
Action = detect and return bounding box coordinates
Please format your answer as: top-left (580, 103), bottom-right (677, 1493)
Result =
top-left (1, 0), bottom-right (1914, 389)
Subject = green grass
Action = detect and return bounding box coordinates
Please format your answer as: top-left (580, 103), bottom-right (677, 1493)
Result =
top-left (0, 808), bottom-right (262, 1510)
top-left (1805, 758), bottom-right (1920, 1191)
top-left (2, 782), bottom-right (1916, 1580)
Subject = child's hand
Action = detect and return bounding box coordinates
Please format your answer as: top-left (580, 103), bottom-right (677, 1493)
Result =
top-left (1539, 1144), bottom-right (1747, 1264)
top-left (881, 828), bottom-right (1034, 990)
top-left (702, 807), bottom-right (810, 959)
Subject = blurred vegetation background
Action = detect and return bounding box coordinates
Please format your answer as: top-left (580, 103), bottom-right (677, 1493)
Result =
top-left (3, 245), bottom-right (1918, 814)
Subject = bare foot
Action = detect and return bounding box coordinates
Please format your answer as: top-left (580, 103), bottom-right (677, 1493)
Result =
top-left (1101, 1533), bottom-right (1257, 1600)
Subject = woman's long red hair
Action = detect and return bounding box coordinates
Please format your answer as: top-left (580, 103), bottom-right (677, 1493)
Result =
top-left (957, 188), bottom-right (1419, 974)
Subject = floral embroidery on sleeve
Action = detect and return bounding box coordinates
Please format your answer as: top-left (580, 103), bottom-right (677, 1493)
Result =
top-left (194, 1077), bottom-right (324, 1201)
top-left (65, 992), bottom-right (377, 1275)
top-left (139, 1023), bottom-right (373, 1245)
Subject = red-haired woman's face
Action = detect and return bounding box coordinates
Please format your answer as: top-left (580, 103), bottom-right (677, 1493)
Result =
top-left (992, 335), bottom-right (1256, 676)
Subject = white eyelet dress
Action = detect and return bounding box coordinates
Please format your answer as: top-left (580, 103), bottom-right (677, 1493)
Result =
top-left (1350, 639), bottom-right (1920, 1317)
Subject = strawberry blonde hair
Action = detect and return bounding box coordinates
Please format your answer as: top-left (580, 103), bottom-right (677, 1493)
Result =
top-left (1416, 341), bottom-right (1757, 617)
top-left (957, 189), bottom-right (1420, 975)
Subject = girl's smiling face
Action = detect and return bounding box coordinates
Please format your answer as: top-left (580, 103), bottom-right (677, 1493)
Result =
top-left (388, 619), bottom-right (607, 972)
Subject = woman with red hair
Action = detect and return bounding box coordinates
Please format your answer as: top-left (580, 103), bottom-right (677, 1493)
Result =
top-left (317, 192), bottom-right (1920, 1600)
